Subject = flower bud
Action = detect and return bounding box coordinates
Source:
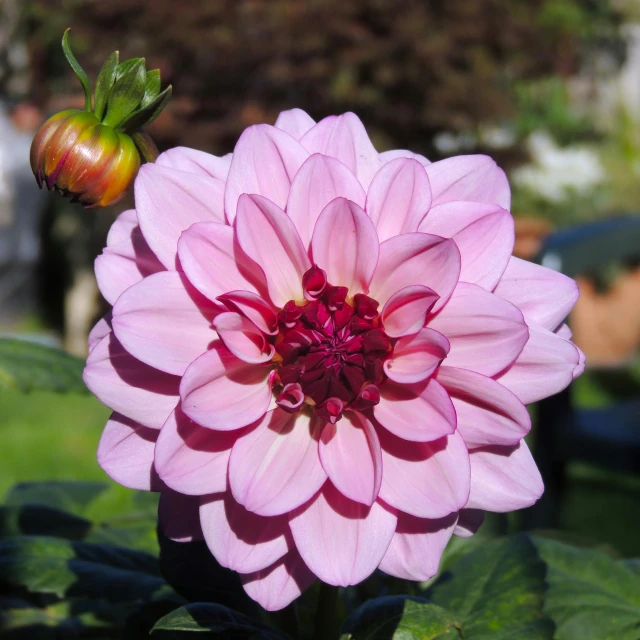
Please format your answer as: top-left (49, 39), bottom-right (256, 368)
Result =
top-left (31, 29), bottom-right (171, 208)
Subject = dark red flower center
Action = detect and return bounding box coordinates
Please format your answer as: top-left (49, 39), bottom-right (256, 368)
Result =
top-left (273, 266), bottom-right (390, 423)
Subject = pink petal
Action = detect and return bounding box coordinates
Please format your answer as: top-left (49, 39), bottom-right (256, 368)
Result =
top-left (496, 325), bottom-right (581, 404)
top-left (241, 549), bottom-right (316, 612)
top-left (300, 113), bottom-right (382, 189)
top-left (319, 412), bottom-right (382, 506)
top-left (154, 408), bottom-right (240, 495)
top-left (217, 291), bottom-right (278, 336)
top-left (374, 378), bottom-right (456, 442)
top-left (180, 342), bottom-right (271, 431)
top-left (83, 333), bottom-right (179, 429)
top-left (112, 271), bottom-right (218, 376)
top-left (95, 224), bottom-right (165, 305)
top-left (366, 158), bottom-right (432, 242)
top-left (158, 491), bottom-right (203, 542)
top-left (177, 221), bottom-right (267, 302)
top-left (555, 323), bottom-right (572, 340)
top-left (287, 154), bottom-right (366, 247)
top-left (379, 512), bottom-right (457, 581)
top-left (369, 233), bottom-right (461, 309)
top-left (381, 285), bottom-right (439, 338)
top-left (428, 282), bottom-right (529, 377)
top-left (228, 409), bottom-right (327, 516)
top-left (493, 257), bottom-right (579, 331)
top-left (106, 209), bottom-right (137, 246)
top-left (466, 440), bottom-right (543, 512)
top-left (274, 108), bottom-right (316, 140)
top-left (419, 201), bottom-right (514, 291)
top-left (426, 155), bottom-right (510, 209)
top-left (310, 198), bottom-right (379, 294)
top-left (236, 194), bottom-right (311, 307)
top-left (384, 327), bottom-right (450, 384)
top-left (200, 493), bottom-right (290, 573)
top-left (225, 124), bottom-right (309, 223)
top-left (436, 366), bottom-right (530, 448)
top-left (453, 508), bottom-right (485, 538)
top-left (97, 413), bottom-right (159, 491)
top-left (380, 149), bottom-right (430, 166)
top-left (88, 313), bottom-right (112, 353)
top-left (290, 484), bottom-right (397, 587)
top-left (156, 146), bottom-right (231, 181)
top-left (135, 163), bottom-right (226, 269)
top-left (378, 429), bottom-right (470, 519)
top-left (213, 312), bottom-right (275, 364)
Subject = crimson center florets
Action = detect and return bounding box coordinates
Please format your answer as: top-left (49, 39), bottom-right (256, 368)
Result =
top-left (272, 265), bottom-right (391, 424)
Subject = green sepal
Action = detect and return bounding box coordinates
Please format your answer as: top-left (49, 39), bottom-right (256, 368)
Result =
top-left (93, 50), bottom-right (119, 121)
top-left (131, 131), bottom-right (159, 163)
top-left (61, 29), bottom-right (92, 111)
top-left (119, 85), bottom-right (172, 133)
top-left (102, 58), bottom-right (146, 128)
top-left (115, 57), bottom-right (143, 80)
top-left (141, 70), bottom-right (161, 108)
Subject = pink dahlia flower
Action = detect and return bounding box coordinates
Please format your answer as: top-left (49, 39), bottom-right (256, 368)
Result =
top-left (85, 109), bottom-right (584, 610)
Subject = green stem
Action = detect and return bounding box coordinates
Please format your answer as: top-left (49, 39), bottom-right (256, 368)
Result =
top-left (312, 583), bottom-right (339, 640)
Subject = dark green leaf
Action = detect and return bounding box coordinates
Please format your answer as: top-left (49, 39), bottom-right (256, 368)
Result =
top-left (5, 482), bottom-right (108, 516)
top-left (339, 596), bottom-right (462, 639)
top-left (0, 505), bottom-right (92, 540)
top-left (142, 69), bottom-right (161, 107)
top-left (0, 339), bottom-right (88, 394)
top-left (426, 534), bottom-right (554, 639)
top-left (94, 50), bottom-right (120, 121)
top-left (119, 85), bottom-right (172, 133)
top-left (61, 28), bottom-right (92, 111)
top-left (151, 602), bottom-right (291, 638)
top-left (116, 57), bottom-right (143, 80)
top-left (533, 536), bottom-right (640, 640)
top-left (0, 536), bottom-right (164, 602)
top-left (103, 58), bottom-right (147, 128)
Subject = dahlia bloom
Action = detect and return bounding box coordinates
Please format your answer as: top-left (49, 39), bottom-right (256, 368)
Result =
top-left (84, 109), bottom-right (584, 610)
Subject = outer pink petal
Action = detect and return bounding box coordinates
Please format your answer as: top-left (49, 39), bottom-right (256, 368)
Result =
top-left (229, 409), bottom-right (327, 517)
top-left (286, 154), bottom-right (366, 248)
top-left (495, 325), bottom-right (582, 404)
top-left (419, 202), bottom-right (514, 291)
top-left (88, 313), bottom-right (112, 353)
top-left (236, 194), bottom-right (311, 307)
top-left (319, 412), bottom-right (382, 507)
top-left (156, 146), bottom-right (231, 181)
top-left (97, 413), bottom-right (159, 491)
top-left (381, 285), bottom-right (440, 338)
top-left (290, 483), bottom-right (397, 587)
top-left (453, 508), bottom-right (485, 538)
top-left (213, 312), bottom-right (275, 364)
top-left (158, 491), bottom-right (203, 542)
top-left (380, 149), bottom-right (430, 166)
top-left (274, 108), bottom-right (316, 140)
top-left (225, 124), bottom-right (309, 223)
top-left (378, 429), bottom-right (470, 519)
top-left (374, 378), bottom-right (456, 442)
top-left (310, 198), bottom-right (379, 294)
top-left (83, 333), bottom-right (179, 429)
top-left (429, 282), bottom-right (529, 377)
top-left (112, 271), bottom-right (218, 376)
top-left (493, 257), bottom-right (580, 331)
top-left (135, 163), bottom-right (226, 269)
top-left (241, 550), bottom-right (316, 612)
top-left (466, 440), bottom-right (544, 512)
top-left (106, 209), bottom-right (137, 246)
top-left (369, 233), bottom-right (461, 309)
top-left (200, 493), bottom-right (290, 573)
top-left (366, 158), bottom-right (432, 242)
top-left (436, 366), bottom-right (531, 448)
top-left (378, 512), bottom-right (457, 581)
top-left (383, 327), bottom-right (450, 384)
top-left (300, 113), bottom-right (382, 189)
top-left (154, 408), bottom-right (240, 495)
top-left (180, 342), bottom-right (271, 430)
top-left (426, 155), bottom-right (510, 209)
top-left (217, 291), bottom-right (278, 336)
top-left (95, 225), bottom-right (165, 306)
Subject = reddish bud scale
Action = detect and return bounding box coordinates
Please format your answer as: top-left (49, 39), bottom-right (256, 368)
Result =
top-left (30, 109), bottom-right (141, 208)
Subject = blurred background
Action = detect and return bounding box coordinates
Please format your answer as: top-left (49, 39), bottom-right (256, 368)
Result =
top-left (0, 0), bottom-right (639, 556)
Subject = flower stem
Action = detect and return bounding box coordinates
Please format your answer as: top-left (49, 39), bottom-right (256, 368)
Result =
top-left (312, 582), bottom-right (339, 640)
